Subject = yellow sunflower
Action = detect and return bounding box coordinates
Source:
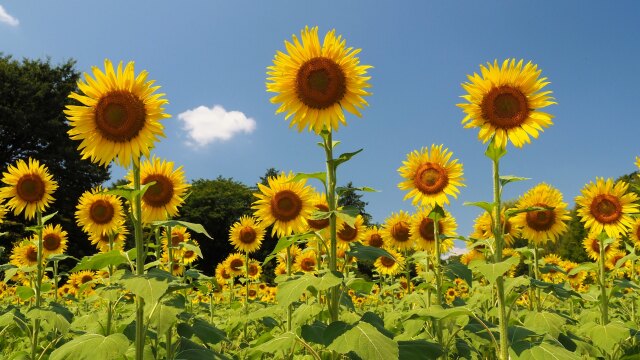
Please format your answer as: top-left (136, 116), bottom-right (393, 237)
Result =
top-left (307, 192), bottom-right (330, 231)
top-left (226, 253), bottom-right (246, 277)
top-left (68, 270), bottom-right (97, 291)
top-left (247, 260), bottom-right (262, 281)
top-left (215, 262), bottom-right (233, 284)
top-left (10, 241), bottom-right (39, 267)
top-left (76, 187), bottom-right (125, 236)
top-left (409, 207), bottom-right (457, 253)
top-left (512, 183), bottom-right (570, 245)
top-left (373, 248), bottom-right (404, 276)
top-left (583, 236), bottom-right (620, 261)
top-left (294, 250), bottom-right (318, 273)
top-left (179, 240), bottom-right (201, 265)
top-left (89, 225), bottom-right (128, 253)
top-left (629, 218), bottom-right (640, 249)
top-left (576, 178), bottom-right (639, 239)
top-left (541, 254), bottom-right (565, 284)
top-left (229, 216), bottom-right (266, 254)
top-left (252, 172), bottom-right (314, 238)
top-left (0, 203), bottom-right (6, 223)
top-left (127, 157), bottom-right (190, 223)
top-left (161, 225), bottom-right (191, 255)
top-left (471, 210), bottom-right (521, 247)
top-left (41, 224), bottom-right (68, 257)
top-left (458, 59), bottom-right (556, 149)
top-left (64, 59), bottom-right (169, 167)
top-left (380, 210), bottom-right (414, 251)
top-left (460, 249), bottom-right (485, 266)
top-left (276, 244), bottom-right (302, 266)
top-left (398, 145), bottom-right (464, 208)
top-left (362, 226), bottom-right (385, 248)
top-left (605, 250), bottom-right (628, 276)
top-left (561, 260), bottom-right (587, 288)
top-left (336, 215), bottom-right (365, 248)
top-left (267, 26), bottom-right (372, 133)
top-left (0, 158), bottom-right (58, 220)
top-left (274, 262), bottom-right (287, 276)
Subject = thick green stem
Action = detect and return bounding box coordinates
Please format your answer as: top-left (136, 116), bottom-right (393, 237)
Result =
top-left (244, 252), bottom-right (250, 340)
top-left (166, 224), bottom-right (173, 359)
top-left (426, 255), bottom-right (432, 308)
top-left (31, 210), bottom-right (44, 359)
top-left (286, 246), bottom-right (293, 332)
top-left (599, 237), bottom-right (609, 325)
top-left (492, 157), bottom-right (509, 360)
top-left (323, 132), bottom-right (339, 323)
top-left (133, 160), bottom-right (146, 360)
top-left (433, 221), bottom-right (442, 305)
top-left (532, 246), bottom-right (541, 311)
top-left (53, 261), bottom-right (59, 303)
top-left (404, 250), bottom-right (412, 295)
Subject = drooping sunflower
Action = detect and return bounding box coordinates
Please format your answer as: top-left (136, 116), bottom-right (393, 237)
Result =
top-left (10, 241), bottom-right (39, 267)
top-left (409, 207), bottom-right (457, 254)
top-left (127, 157), bottom-right (190, 223)
top-left (583, 236), bottom-right (620, 261)
top-left (576, 178), bottom-right (639, 239)
top-left (294, 250), bottom-right (318, 273)
top-left (41, 224), bottom-right (68, 257)
top-left (64, 59), bottom-right (169, 167)
top-left (76, 187), bottom-right (125, 236)
top-left (458, 59), bottom-right (556, 149)
top-left (512, 183), bottom-right (570, 245)
top-left (306, 192), bottom-right (330, 231)
top-left (229, 216), bottom-right (266, 254)
top-left (471, 210), bottom-right (521, 247)
top-left (362, 226), bottom-right (385, 248)
top-left (380, 211), bottom-right (414, 251)
top-left (89, 225), bottom-right (128, 253)
top-left (336, 215), bottom-right (365, 248)
top-left (398, 145), bottom-right (465, 208)
top-left (252, 172), bottom-right (314, 238)
top-left (267, 26), bottom-right (372, 133)
top-left (0, 158), bottom-right (58, 220)
top-left (373, 248), bottom-right (404, 276)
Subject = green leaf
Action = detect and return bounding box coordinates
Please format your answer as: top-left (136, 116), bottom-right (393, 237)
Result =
top-left (181, 242), bottom-right (203, 258)
top-left (505, 206), bottom-right (551, 218)
top-left (176, 318), bottom-right (227, 345)
top-left (276, 275), bottom-right (317, 306)
top-left (254, 331), bottom-right (297, 354)
top-left (330, 148), bottom-right (364, 168)
top-left (47, 254), bottom-right (78, 262)
top-left (427, 204), bottom-right (445, 222)
top-left (584, 321), bottom-right (630, 354)
top-left (292, 303), bottom-right (323, 328)
top-left (469, 256), bottom-right (520, 284)
top-left (347, 278), bottom-right (375, 294)
top-left (523, 311), bottom-right (566, 338)
top-left (16, 286), bottom-right (34, 300)
top-left (71, 250), bottom-right (128, 272)
top-left (348, 242), bottom-right (395, 262)
top-left (463, 201), bottom-right (494, 214)
top-left (263, 232), bottom-right (314, 265)
top-left (151, 220), bottom-right (213, 239)
top-left (290, 172), bottom-right (327, 187)
top-left (49, 333), bottom-right (129, 360)
top-left (301, 320), bottom-right (327, 345)
top-left (444, 262), bottom-right (472, 287)
top-left (336, 206), bottom-right (359, 227)
top-left (337, 185), bottom-right (379, 195)
top-left (27, 307), bottom-right (71, 335)
top-left (308, 209), bottom-right (332, 220)
top-left (4, 266), bottom-right (19, 282)
top-left (173, 337), bottom-right (228, 359)
top-left (398, 340), bottom-right (443, 360)
top-left (511, 341), bottom-right (582, 360)
top-left (485, 138), bottom-right (507, 161)
top-left (107, 181), bottom-right (155, 203)
top-left (499, 175), bottom-right (530, 187)
top-left (327, 321), bottom-right (399, 360)
top-left (41, 211), bottom-right (59, 224)
top-left (314, 271), bottom-right (343, 291)
top-left (121, 274), bottom-right (169, 308)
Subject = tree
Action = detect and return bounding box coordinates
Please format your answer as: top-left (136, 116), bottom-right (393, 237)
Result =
top-left (0, 55), bottom-right (110, 263)
top-left (338, 181), bottom-right (373, 225)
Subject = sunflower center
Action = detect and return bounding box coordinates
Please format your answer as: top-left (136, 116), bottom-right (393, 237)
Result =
top-left (230, 258), bottom-right (244, 271)
top-left (142, 175), bottom-right (175, 208)
top-left (590, 195), bottom-right (622, 224)
top-left (220, 268), bottom-right (231, 280)
top-left (16, 174), bottom-right (46, 203)
top-left (419, 218), bottom-right (443, 242)
top-left (380, 256), bottom-right (396, 268)
top-left (338, 224), bottom-right (358, 242)
top-left (270, 190), bottom-right (302, 222)
top-left (296, 57), bottom-right (346, 109)
top-left (414, 164), bottom-right (449, 195)
top-left (43, 234), bottom-right (61, 251)
top-left (525, 204), bottom-right (556, 231)
top-left (481, 86), bottom-right (530, 129)
top-left (307, 204), bottom-right (330, 230)
top-left (171, 233), bottom-right (184, 247)
top-left (368, 234), bottom-right (384, 248)
top-left (89, 200), bottom-right (115, 224)
top-left (26, 246), bottom-right (38, 262)
top-left (184, 250), bottom-right (195, 258)
top-left (391, 221), bottom-right (410, 242)
top-left (94, 90), bottom-right (146, 142)
top-left (248, 264), bottom-right (259, 276)
top-left (81, 275), bottom-right (93, 284)
top-left (239, 226), bottom-right (257, 244)
top-left (301, 257), bottom-right (316, 272)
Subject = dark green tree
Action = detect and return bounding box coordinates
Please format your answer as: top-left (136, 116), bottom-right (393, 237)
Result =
top-left (338, 181), bottom-right (373, 225)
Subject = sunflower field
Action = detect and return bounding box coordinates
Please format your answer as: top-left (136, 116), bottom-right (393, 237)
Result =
top-left (2, 26), bottom-right (640, 360)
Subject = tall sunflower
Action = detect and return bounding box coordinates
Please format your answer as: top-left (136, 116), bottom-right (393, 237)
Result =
top-left (267, 26), bottom-right (372, 133)
top-left (64, 59), bottom-right (169, 167)
top-left (252, 172), bottom-right (314, 238)
top-left (398, 145), bottom-right (464, 207)
top-left (41, 224), bottom-right (68, 257)
top-left (76, 187), bottom-right (125, 236)
top-left (0, 158), bottom-right (58, 220)
top-left (161, 225), bottom-right (191, 254)
top-left (575, 178), bottom-right (639, 238)
top-left (225, 253), bottom-right (246, 277)
top-left (512, 183), bottom-right (570, 245)
top-left (229, 216), bottom-right (266, 254)
top-left (458, 59), bottom-right (556, 148)
top-left (380, 211), bottom-right (413, 251)
top-left (127, 157), bottom-right (190, 223)
top-left (409, 207), bottom-right (457, 253)
top-left (294, 250), bottom-right (318, 273)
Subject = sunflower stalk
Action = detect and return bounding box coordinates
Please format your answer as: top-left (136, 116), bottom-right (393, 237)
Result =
top-left (30, 210), bottom-right (44, 360)
top-left (286, 245), bottom-right (293, 332)
top-left (106, 232), bottom-right (115, 336)
top-left (322, 131), bottom-right (340, 323)
top-left (166, 223), bottom-right (174, 359)
top-left (598, 235), bottom-right (609, 325)
top-left (244, 252), bottom-right (250, 341)
top-left (133, 160), bottom-right (146, 360)
top-left (491, 152), bottom-right (509, 360)
top-left (532, 246), bottom-right (541, 311)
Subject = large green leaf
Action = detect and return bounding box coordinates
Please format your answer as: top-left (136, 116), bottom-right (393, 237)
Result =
top-left (276, 274), bottom-right (317, 306)
top-left (444, 262), bottom-right (473, 287)
top-left (398, 340), bottom-right (443, 360)
top-left (151, 220), bottom-right (213, 239)
top-left (327, 321), bottom-right (399, 360)
top-left (27, 307), bottom-right (71, 335)
top-left (290, 172), bottom-right (327, 187)
top-left (71, 250), bottom-right (128, 272)
top-left (348, 242), bottom-right (395, 262)
top-left (50, 333), bottom-right (129, 360)
top-left (263, 232), bottom-right (314, 265)
top-left (314, 270), bottom-right (342, 291)
top-left (121, 274), bottom-right (169, 310)
top-left (469, 256), bottom-right (519, 284)
top-left (254, 331), bottom-right (297, 354)
top-left (584, 321), bottom-right (630, 354)
top-left (511, 341), bottom-right (582, 360)
top-left (523, 311), bottom-right (566, 338)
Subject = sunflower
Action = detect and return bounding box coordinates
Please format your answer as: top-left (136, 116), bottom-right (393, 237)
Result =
top-left (274, 262), bottom-right (287, 276)
top-left (445, 287), bottom-right (459, 304)
top-left (226, 253), bottom-right (245, 277)
top-left (64, 59), bottom-right (169, 167)
top-left (68, 270), bottom-right (97, 292)
top-left (76, 187), bottom-right (125, 236)
top-left (561, 260), bottom-right (587, 288)
top-left (409, 207), bottom-right (457, 253)
top-left (541, 254), bottom-right (565, 284)
top-left (41, 224), bottom-right (68, 257)
top-left (605, 250), bottom-right (628, 276)
top-left (161, 225), bottom-right (191, 255)
top-left (307, 192), bottom-right (330, 231)
top-left (229, 216), bottom-right (266, 254)
top-left (89, 225), bottom-right (128, 253)
top-left (10, 241), bottom-right (39, 267)
top-left (398, 145), bottom-right (464, 208)
top-left (362, 226), bottom-right (385, 248)
top-left (576, 178), bottom-right (639, 239)
top-left (180, 240), bottom-right (200, 265)
top-left (127, 157), bottom-right (190, 223)
top-left (267, 26), bottom-right (371, 133)
top-left (276, 244), bottom-right (302, 266)
top-left (373, 248), bottom-right (404, 276)
top-left (252, 172), bottom-right (314, 238)
top-left (630, 218), bottom-right (640, 249)
top-left (215, 262), bottom-right (233, 284)
top-left (247, 260), bottom-right (262, 281)
top-left (471, 210), bottom-right (521, 247)
top-left (294, 250), bottom-right (318, 273)
top-left (336, 215), bottom-right (365, 247)
top-left (0, 158), bottom-right (58, 220)
top-left (380, 211), bottom-right (414, 251)
top-left (460, 249), bottom-right (485, 266)
top-left (458, 59), bottom-right (556, 149)
top-left (0, 203), bottom-right (6, 223)
top-left (512, 183), bottom-right (570, 245)
top-left (583, 236), bottom-right (620, 261)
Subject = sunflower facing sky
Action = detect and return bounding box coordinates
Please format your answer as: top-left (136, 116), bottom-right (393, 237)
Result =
top-left (76, 187), bottom-right (125, 236)
top-left (252, 172), bottom-right (314, 238)
top-left (266, 26), bottom-right (372, 133)
top-left (398, 145), bottom-right (464, 208)
top-left (458, 59), bottom-right (556, 149)
top-left (575, 178), bottom-right (639, 239)
top-left (229, 216), bottom-right (266, 254)
top-left (512, 183), bottom-right (570, 245)
top-left (64, 59), bottom-right (169, 167)
top-left (0, 158), bottom-right (58, 220)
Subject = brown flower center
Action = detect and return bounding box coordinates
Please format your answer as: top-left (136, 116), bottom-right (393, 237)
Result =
top-left (26, 246), bottom-right (38, 263)
top-left (368, 234), bottom-right (384, 248)
top-left (89, 199), bottom-right (115, 224)
top-left (525, 204), bottom-right (556, 231)
top-left (481, 85), bottom-right (530, 129)
top-left (300, 257), bottom-right (316, 272)
top-left (229, 258), bottom-right (244, 271)
top-left (16, 174), bottom-right (45, 203)
top-left (296, 57), bottom-right (346, 109)
top-left (248, 264), bottom-right (259, 276)
top-left (239, 226), bottom-right (257, 244)
top-left (270, 190), bottom-right (302, 222)
top-left (414, 163), bottom-right (449, 195)
top-left (380, 256), bottom-right (396, 268)
top-left (142, 174), bottom-right (174, 208)
top-left (307, 204), bottom-right (330, 230)
top-left (220, 268), bottom-right (231, 280)
top-left (184, 250), bottom-right (195, 259)
top-left (171, 232), bottom-right (184, 247)
top-left (94, 90), bottom-right (146, 142)
top-left (418, 218), bottom-right (443, 242)
top-left (390, 221), bottom-right (410, 243)
top-left (43, 233), bottom-right (61, 251)
top-left (81, 275), bottom-right (93, 284)
top-left (590, 194), bottom-right (622, 224)
top-left (338, 223), bottom-right (358, 242)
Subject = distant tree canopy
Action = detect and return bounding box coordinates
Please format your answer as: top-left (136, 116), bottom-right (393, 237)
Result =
top-left (338, 181), bottom-right (373, 225)
top-left (0, 55), bottom-right (110, 262)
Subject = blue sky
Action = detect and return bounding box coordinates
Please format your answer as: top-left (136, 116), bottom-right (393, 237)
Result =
top-left (2, 1), bottom-right (639, 252)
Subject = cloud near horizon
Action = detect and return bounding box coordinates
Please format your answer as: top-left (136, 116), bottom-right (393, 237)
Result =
top-left (178, 105), bottom-right (256, 147)
top-left (0, 5), bottom-right (19, 27)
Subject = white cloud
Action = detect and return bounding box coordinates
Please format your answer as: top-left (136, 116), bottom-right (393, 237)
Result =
top-left (0, 6), bottom-right (19, 27)
top-left (178, 105), bottom-right (256, 147)
top-left (443, 246), bottom-right (467, 259)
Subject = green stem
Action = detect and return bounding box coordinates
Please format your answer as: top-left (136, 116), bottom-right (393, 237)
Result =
top-left (492, 156), bottom-right (509, 360)
top-left (133, 160), bottom-right (146, 360)
top-left (53, 261), bottom-right (58, 303)
top-left (426, 255), bottom-right (432, 308)
top-left (286, 246), bottom-right (293, 332)
top-left (322, 131), bottom-right (339, 323)
top-left (533, 246), bottom-right (541, 311)
top-left (404, 250), bottom-right (412, 295)
top-left (31, 210), bottom-right (44, 360)
top-left (244, 252), bottom-right (250, 341)
top-left (599, 236), bottom-right (609, 325)
top-left (433, 221), bottom-right (442, 305)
